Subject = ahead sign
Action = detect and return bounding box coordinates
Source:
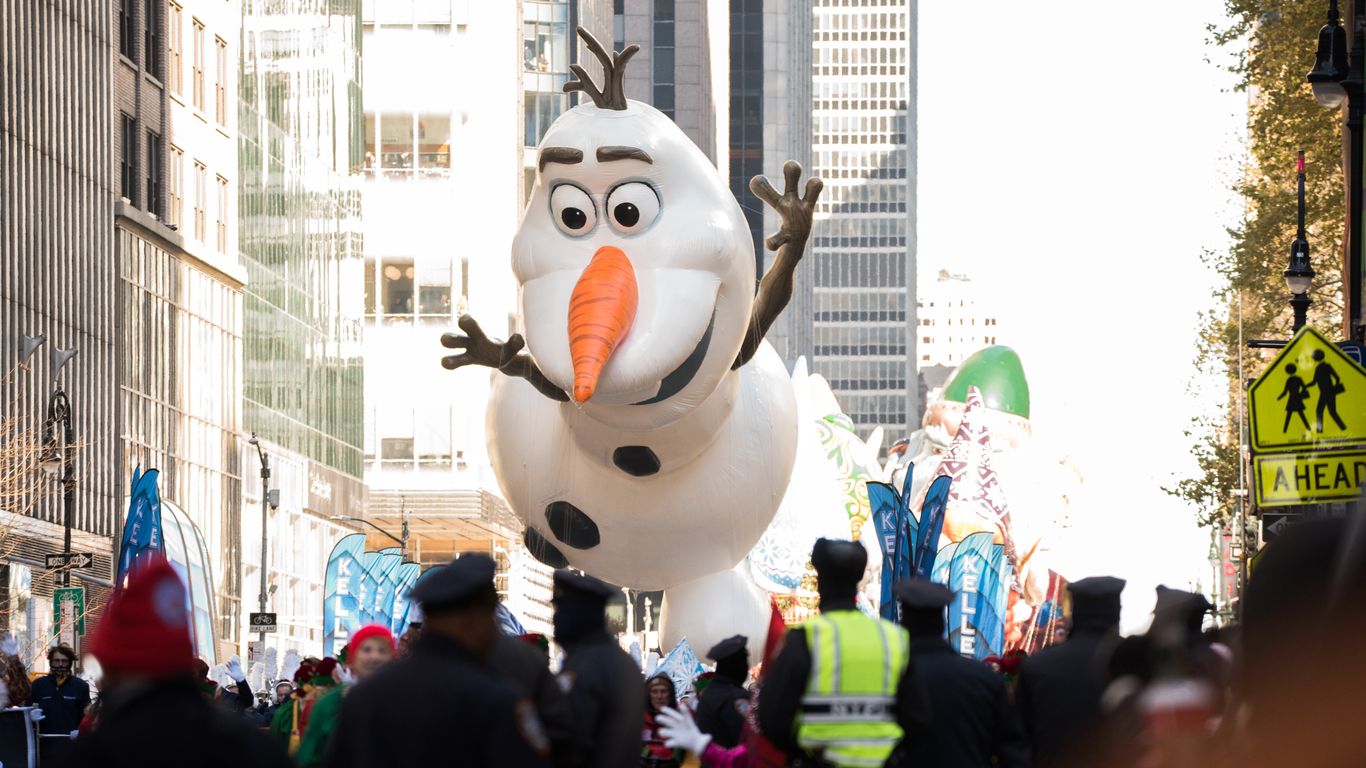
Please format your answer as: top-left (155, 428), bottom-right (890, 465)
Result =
top-left (1253, 449), bottom-right (1366, 508)
top-left (249, 612), bottom-right (277, 633)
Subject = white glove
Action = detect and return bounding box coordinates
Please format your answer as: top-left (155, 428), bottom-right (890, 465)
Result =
top-left (29, 708), bottom-right (46, 722)
top-left (0, 631), bottom-right (18, 655)
top-left (335, 665), bottom-right (355, 685)
top-left (225, 657), bottom-right (245, 682)
top-left (657, 706), bottom-right (711, 755)
top-left (68, 729), bottom-right (80, 739)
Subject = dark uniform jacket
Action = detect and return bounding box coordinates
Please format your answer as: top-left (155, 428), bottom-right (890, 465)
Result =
top-left (328, 634), bottom-right (551, 768)
top-left (695, 674), bottom-right (748, 749)
top-left (491, 634), bottom-right (576, 767)
top-left (558, 631), bottom-right (645, 768)
top-left (60, 677), bottom-right (291, 768)
top-left (886, 638), bottom-right (1029, 768)
top-left (757, 606), bottom-right (928, 760)
top-left (1014, 626), bottom-right (1117, 767)
top-left (29, 673), bottom-right (90, 734)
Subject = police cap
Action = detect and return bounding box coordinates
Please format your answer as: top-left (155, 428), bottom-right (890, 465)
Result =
top-left (707, 635), bottom-right (749, 663)
top-left (1068, 575), bottom-right (1125, 626)
top-left (552, 569), bottom-right (617, 603)
top-left (408, 554), bottom-right (497, 612)
top-left (892, 579), bottom-right (953, 610)
top-left (811, 538), bottom-right (867, 584)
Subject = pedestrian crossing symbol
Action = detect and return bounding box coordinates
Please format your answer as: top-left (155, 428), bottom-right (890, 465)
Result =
top-left (1249, 325), bottom-right (1366, 452)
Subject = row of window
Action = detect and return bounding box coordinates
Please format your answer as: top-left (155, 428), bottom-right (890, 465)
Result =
top-left (815, 45), bottom-right (908, 65)
top-left (812, 31), bottom-right (910, 42)
top-left (362, 257), bottom-right (467, 320)
top-left (923, 336), bottom-right (999, 345)
top-left (138, 3), bottom-right (230, 126)
top-left (654, 0), bottom-right (677, 118)
top-left (120, 115), bottom-right (229, 252)
top-left (917, 316), bottom-right (999, 325)
top-left (363, 112), bottom-right (454, 175)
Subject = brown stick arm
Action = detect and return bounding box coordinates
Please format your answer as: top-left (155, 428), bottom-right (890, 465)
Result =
top-left (733, 161), bottom-right (823, 369)
top-left (441, 315), bottom-right (570, 402)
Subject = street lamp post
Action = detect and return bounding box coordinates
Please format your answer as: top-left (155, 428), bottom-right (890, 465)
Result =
top-left (331, 515), bottom-right (409, 559)
top-left (1287, 150), bottom-right (1316, 332)
top-left (248, 433), bottom-right (274, 651)
top-left (39, 388), bottom-right (75, 586)
top-left (1308, 0), bottom-right (1364, 341)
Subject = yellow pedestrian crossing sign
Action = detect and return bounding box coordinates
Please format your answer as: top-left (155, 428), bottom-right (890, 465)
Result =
top-left (1249, 325), bottom-right (1366, 452)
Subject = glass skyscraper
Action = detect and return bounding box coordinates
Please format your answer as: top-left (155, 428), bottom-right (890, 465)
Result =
top-left (809, 0), bottom-right (917, 441)
top-left (239, 0), bottom-right (365, 479)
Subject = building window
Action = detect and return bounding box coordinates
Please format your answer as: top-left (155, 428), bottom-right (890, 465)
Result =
top-left (653, 0), bottom-right (675, 118)
top-left (380, 438), bottom-right (414, 462)
top-left (382, 259), bottom-right (415, 317)
top-left (193, 160), bottom-right (206, 241)
top-left (119, 0), bottom-right (137, 62)
top-left (419, 261), bottom-right (452, 319)
top-left (168, 145), bottom-right (184, 228)
top-left (146, 131), bottom-right (162, 217)
top-left (214, 37), bottom-right (228, 125)
top-left (523, 92), bottom-right (565, 148)
top-left (145, 0), bottom-right (161, 79)
top-left (523, 19), bottom-right (568, 73)
top-left (215, 176), bottom-right (228, 253)
top-left (168, 3), bottom-right (183, 94)
top-left (363, 259), bottom-right (375, 315)
top-left (364, 112), bottom-right (452, 175)
top-left (192, 19), bottom-right (205, 111)
top-left (120, 114), bottom-right (138, 205)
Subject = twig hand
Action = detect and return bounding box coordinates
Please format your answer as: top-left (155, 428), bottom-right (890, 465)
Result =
top-left (749, 160), bottom-right (823, 253)
top-left (440, 315), bottom-right (524, 372)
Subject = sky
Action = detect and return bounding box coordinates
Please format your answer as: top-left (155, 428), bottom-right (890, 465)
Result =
top-left (917, 0), bottom-right (1248, 631)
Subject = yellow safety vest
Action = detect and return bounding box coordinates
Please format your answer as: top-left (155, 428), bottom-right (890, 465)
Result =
top-left (796, 610), bottom-right (910, 768)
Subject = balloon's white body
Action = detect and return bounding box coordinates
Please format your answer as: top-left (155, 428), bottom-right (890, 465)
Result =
top-left (486, 98), bottom-right (800, 648)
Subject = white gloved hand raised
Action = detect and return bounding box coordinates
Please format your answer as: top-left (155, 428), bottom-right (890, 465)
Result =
top-left (225, 657), bottom-right (245, 682)
top-left (657, 706), bottom-right (712, 755)
top-left (29, 708), bottom-right (46, 722)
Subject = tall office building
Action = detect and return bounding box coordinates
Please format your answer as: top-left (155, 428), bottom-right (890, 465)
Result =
top-left (808, 0), bottom-right (918, 442)
top-left (0, 2), bottom-right (122, 659)
top-left (117, 0), bottom-right (247, 659)
top-left (615, 0), bottom-right (728, 165)
top-left (916, 269), bottom-right (1004, 369)
top-left (360, 0), bottom-right (611, 636)
top-left (238, 0), bottom-right (368, 655)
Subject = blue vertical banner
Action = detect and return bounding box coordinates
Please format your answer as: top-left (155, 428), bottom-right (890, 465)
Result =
top-left (116, 467), bottom-right (164, 591)
top-left (868, 464), bottom-right (914, 622)
top-left (389, 563), bottom-right (421, 634)
top-left (932, 532), bottom-right (1009, 661)
top-left (322, 533), bottom-right (367, 657)
top-left (913, 476), bottom-right (952, 580)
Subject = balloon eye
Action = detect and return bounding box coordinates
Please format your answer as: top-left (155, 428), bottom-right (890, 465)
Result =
top-left (606, 182), bottom-right (660, 235)
top-left (550, 184), bottom-right (597, 236)
top-left (613, 203), bottom-right (639, 227)
top-left (562, 207), bottom-right (588, 230)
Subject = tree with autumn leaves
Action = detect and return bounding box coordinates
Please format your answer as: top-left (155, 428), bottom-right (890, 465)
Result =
top-left (1169, 0), bottom-right (1347, 527)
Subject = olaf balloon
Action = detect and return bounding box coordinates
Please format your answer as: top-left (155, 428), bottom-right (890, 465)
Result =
top-left (440, 29), bottom-right (822, 652)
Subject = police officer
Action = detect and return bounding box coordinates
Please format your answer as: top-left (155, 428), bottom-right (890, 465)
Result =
top-left (758, 538), bottom-right (926, 767)
top-left (328, 555), bottom-right (551, 767)
top-left (695, 635), bottom-right (750, 748)
top-left (552, 569), bottom-right (643, 768)
top-left (886, 579), bottom-right (1028, 768)
top-left (490, 631), bottom-right (575, 767)
top-left (1014, 575), bottom-right (1125, 767)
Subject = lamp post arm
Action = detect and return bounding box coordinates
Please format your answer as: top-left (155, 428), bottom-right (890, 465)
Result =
top-left (333, 516), bottom-right (406, 549)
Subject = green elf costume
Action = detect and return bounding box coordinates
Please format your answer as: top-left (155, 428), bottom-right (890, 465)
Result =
top-left (295, 624), bottom-right (397, 767)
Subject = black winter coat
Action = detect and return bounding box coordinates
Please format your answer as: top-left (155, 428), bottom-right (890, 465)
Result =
top-left (886, 638), bottom-right (1029, 768)
top-left (59, 677), bottom-right (290, 768)
top-left (490, 634), bottom-right (576, 767)
top-left (694, 675), bottom-right (748, 749)
top-left (327, 633), bottom-right (551, 768)
top-left (557, 632), bottom-right (645, 768)
top-left (29, 674), bottom-right (90, 735)
top-left (1014, 627), bottom-right (1117, 767)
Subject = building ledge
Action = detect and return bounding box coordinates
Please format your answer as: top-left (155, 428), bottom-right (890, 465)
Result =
top-left (115, 200), bottom-right (248, 288)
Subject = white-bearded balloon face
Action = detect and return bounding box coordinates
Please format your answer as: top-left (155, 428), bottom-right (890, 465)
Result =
top-left (513, 101), bottom-right (755, 425)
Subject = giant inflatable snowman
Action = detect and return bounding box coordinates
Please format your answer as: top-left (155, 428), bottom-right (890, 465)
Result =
top-left (441, 29), bottom-right (823, 652)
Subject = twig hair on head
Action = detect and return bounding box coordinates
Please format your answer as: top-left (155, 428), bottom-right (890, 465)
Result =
top-left (563, 27), bottom-right (638, 111)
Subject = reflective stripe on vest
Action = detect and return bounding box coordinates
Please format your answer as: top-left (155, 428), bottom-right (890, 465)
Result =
top-left (796, 610), bottom-right (910, 768)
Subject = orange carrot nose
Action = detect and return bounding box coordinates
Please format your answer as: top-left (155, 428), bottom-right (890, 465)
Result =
top-left (568, 246), bottom-right (638, 404)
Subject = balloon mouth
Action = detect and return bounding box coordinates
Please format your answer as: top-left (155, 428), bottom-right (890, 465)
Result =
top-left (568, 246), bottom-right (638, 404)
top-left (630, 308), bottom-right (716, 406)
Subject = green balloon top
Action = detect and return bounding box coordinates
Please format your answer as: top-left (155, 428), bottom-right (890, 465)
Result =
top-left (939, 346), bottom-right (1030, 419)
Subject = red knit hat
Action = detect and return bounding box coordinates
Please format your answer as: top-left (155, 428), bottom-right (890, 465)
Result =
top-left (346, 624), bottom-right (396, 665)
top-left (88, 556), bottom-right (196, 678)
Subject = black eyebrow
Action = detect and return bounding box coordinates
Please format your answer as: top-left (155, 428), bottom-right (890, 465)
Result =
top-left (538, 147), bottom-right (584, 171)
top-left (596, 146), bottom-right (653, 164)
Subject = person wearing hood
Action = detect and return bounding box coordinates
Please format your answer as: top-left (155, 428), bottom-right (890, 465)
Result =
top-left (295, 623), bottom-right (395, 766)
top-left (885, 579), bottom-right (1028, 768)
top-left (62, 556), bottom-right (290, 768)
top-left (327, 554), bottom-right (551, 767)
top-left (552, 569), bottom-right (644, 768)
top-left (694, 635), bottom-right (749, 749)
top-left (1014, 575), bottom-right (1125, 766)
top-left (757, 538), bottom-right (925, 768)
